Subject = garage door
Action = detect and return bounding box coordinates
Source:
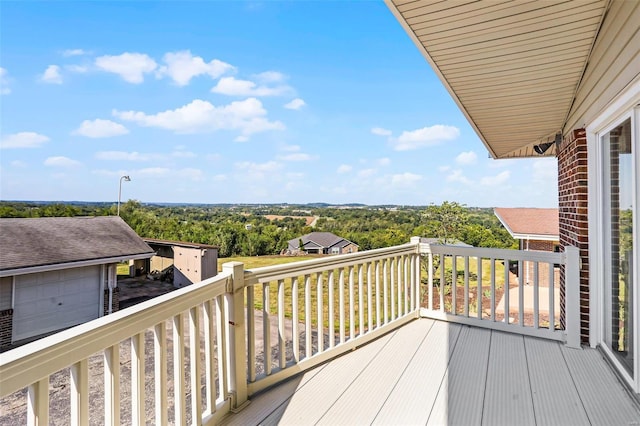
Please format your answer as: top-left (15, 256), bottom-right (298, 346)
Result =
top-left (13, 265), bottom-right (101, 342)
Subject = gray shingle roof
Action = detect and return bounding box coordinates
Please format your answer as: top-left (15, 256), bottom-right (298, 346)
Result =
top-left (288, 232), bottom-right (357, 249)
top-left (0, 216), bottom-right (154, 272)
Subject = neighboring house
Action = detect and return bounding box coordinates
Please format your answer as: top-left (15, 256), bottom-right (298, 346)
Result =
top-left (0, 216), bottom-right (154, 348)
top-left (494, 208), bottom-right (560, 286)
top-left (288, 232), bottom-right (359, 255)
top-left (494, 208), bottom-right (560, 252)
top-left (389, 0), bottom-right (639, 392)
top-left (143, 238), bottom-right (218, 288)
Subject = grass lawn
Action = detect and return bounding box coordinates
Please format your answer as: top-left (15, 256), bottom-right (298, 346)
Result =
top-left (116, 262), bottom-right (129, 276)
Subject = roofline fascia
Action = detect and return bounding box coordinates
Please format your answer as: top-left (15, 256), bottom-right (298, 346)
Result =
top-left (384, 0), bottom-right (497, 159)
top-left (0, 252), bottom-right (154, 278)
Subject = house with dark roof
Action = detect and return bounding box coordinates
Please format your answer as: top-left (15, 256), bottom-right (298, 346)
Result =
top-left (0, 216), bottom-right (154, 348)
top-left (287, 232), bottom-right (358, 255)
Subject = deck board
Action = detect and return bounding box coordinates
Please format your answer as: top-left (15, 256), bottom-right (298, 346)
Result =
top-left (316, 319), bottom-right (436, 425)
top-left (524, 337), bottom-right (590, 425)
top-left (481, 331), bottom-right (536, 426)
top-left (221, 319), bottom-right (640, 425)
top-left (427, 326), bottom-right (491, 426)
top-left (373, 320), bottom-right (461, 425)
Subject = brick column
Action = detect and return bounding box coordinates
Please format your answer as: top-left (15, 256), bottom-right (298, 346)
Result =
top-left (557, 129), bottom-right (590, 343)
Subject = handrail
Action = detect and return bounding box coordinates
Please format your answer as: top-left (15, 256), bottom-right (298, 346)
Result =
top-left (424, 243), bottom-right (565, 263)
top-left (0, 272), bottom-right (231, 397)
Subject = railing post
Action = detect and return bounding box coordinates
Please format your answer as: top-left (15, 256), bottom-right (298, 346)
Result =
top-left (564, 246), bottom-right (581, 348)
top-left (223, 261), bottom-right (249, 411)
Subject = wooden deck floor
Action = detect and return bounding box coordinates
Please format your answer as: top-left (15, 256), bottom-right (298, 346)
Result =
top-left (222, 319), bottom-right (640, 426)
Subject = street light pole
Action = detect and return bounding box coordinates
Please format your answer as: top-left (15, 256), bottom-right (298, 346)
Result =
top-left (117, 175), bottom-right (131, 216)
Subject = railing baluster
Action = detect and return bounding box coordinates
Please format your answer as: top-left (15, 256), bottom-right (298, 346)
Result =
top-left (415, 253), bottom-right (421, 312)
top-left (383, 259), bottom-right (389, 323)
top-left (518, 260), bottom-right (524, 326)
top-left (215, 295), bottom-right (228, 402)
top-left (548, 262), bottom-right (555, 331)
top-left (397, 256), bottom-right (402, 317)
top-left (70, 360), bottom-right (88, 426)
top-left (328, 271), bottom-right (335, 348)
top-left (439, 255), bottom-right (445, 312)
top-left (247, 286), bottom-right (256, 382)
top-left (154, 322), bottom-right (168, 425)
top-left (490, 259), bottom-right (496, 321)
top-left (339, 268), bottom-right (345, 344)
top-left (317, 272), bottom-right (324, 353)
top-left (504, 258), bottom-right (510, 324)
top-left (358, 263), bottom-right (364, 336)
top-left (390, 257), bottom-right (396, 320)
top-left (451, 255), bottom-right (457, 315)
top-left (305, 274), bottom-right (312, 359)
top-left (349, 265), bottom-right (355, 339)
top-left (263, 282), bottom-right (272, 375)
top-left (173, 313), bottom-right (187, 426)
top-left (464, 256), bottom-right (470, 317)
top-left (375, 261), bottom-right (381, 328)
top-left (189, 307), bottom-right (202, 425)
top-left (204, 300), bottom-right (216, 413)
top-left (277, 279), bottom-right (286, 369)
top-left (104, 343), bottom-right (120, 426)
top-left (428, 253), bottom-right (433, 311)
top-left (292, 277), bottom-right (299, 362)
top-left (27, 378), bottom-right (49, 426)
top-left (131, 331), bottom-right (145, 425)
top-left (533, 262), bottom-right (539, 328)
top-left (404, 255), bottom-right (409, 315)
top-left (367, 262), bottom-right (373, 331)
top-left (477, 257), bottom-right (482, 320)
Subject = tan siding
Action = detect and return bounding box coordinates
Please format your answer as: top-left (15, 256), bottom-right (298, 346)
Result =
top-left (566, 0), bottom-right (640, 131)
top-left (0, 277), bottom-right (12, 310)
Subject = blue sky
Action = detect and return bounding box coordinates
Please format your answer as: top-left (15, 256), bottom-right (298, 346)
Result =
top-left (0, 1), bottom-right (557, 207)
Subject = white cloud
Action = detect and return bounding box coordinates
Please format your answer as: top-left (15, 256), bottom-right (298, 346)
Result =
top-left (391, 125), bottom-right (460, 151)
top-left (391, 172), bottom-right (422, 186)
top-left (95, 52), bottom-right (157, 83)
top-left (438, 165), bottom-right (451, 172)
top-left (66, 64), bottom-right (89, 73)
top-left (73, 119), bottom-right (129, 138)
top-left (235, 160), bottom-right (281, 173)
top-left (41, 65), bottom-right (63, 84)
top-left (1, 132), bottom-right (49, 149)
top-left (176, 168), bottom-right (204, 181)
top-left (62, 49), bottom-right (88, 57)
top-left (44, 156), bottom-right (81, 167)
top-left (284, 98), bottom-right (306, 110)
top-left (455, 151), bottom-right (477, 165)
top-left (480, 170), bottom-right (510, 186)
top-left (358, 168), bottom-right (376, 178)
top-left (1, 67), bottom-right (11, 94)
top-left (337, 164), bottom-right (352, 174)
top-left (95, 151), bottom-right (158, 161)
top-left (255, 71), bottom-right (286, 83)
top-left (280, 144), bottom-right (300, 152)
top-left (113, 98), bottom-right (284, 139)
top-left (172, 149), bottom-right (196, 158)
top-left (157, 50), bottom-right (235, 86)
top-left (446, 169), bottom-right (471, 184)
top-left (377, 157), bottom-right (391, 166)
top-left (371, 127), bottom-right (392, 136)
top-left (10, 160), bottom-right (26, 167)
top-left (278, 153), bottom-right (312, 161)
top-left (211, 76), bottom-right (291, 97)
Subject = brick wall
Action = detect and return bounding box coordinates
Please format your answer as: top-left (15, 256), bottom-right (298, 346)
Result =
top-left (557, 128), bottom-right (590, 343)
top-left (526, 240), bottom-right (557, 252)
top-left (0, 308), bottom-right (13, 349)
top-left (103, 287), bottom-right (120, 315)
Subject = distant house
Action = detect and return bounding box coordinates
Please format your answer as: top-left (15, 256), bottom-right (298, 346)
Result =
top-left (0, 216), bottom-right (154, 348)
top-left (288, 232), bottom-right (358, 255)
top-left (494, 208), bottom-right (560, 252)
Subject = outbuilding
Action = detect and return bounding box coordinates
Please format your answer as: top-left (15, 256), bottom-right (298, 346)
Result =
top-left (0, 216), bottom-right (154, 348)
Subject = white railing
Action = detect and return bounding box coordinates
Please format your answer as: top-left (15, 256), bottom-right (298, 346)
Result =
top-left (0, 239), bottom-right (581, 425)
top-left (417, 240), bottom-right (580, 347)
top-left (241, 243), bottom-right (421, 394)
top-left (0, 272), bottom-right (237, 426)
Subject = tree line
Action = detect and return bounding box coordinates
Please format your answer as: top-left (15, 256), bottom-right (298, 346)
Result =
top-left (0, 201), bottom-right (516, 257)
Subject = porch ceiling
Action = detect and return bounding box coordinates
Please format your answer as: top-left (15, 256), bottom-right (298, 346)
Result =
top-left (386, 0), bottom-right (609, 159)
